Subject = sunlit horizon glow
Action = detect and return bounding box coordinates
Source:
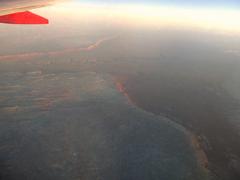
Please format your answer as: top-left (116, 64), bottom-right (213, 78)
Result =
top-left (32, 1), bottom-right (240, 35)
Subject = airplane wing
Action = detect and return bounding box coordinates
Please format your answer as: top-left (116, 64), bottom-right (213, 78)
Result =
top-left (0, 11), bottom-right (49, 24)
top-left (0, 0), bottom-right (57, 24)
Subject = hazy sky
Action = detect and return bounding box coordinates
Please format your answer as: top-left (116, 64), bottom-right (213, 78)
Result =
top-left (38, 0), bottom-right (239, 34)
top-left (78, 0), bottom-right (240, 8)
top-left (1, 0), bottom-right (240, 34)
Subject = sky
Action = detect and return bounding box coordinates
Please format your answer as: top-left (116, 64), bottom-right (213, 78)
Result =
top-left (1, 0), bottom-right (240, 34)
top-left (78, 0), bottom-right (240, 9)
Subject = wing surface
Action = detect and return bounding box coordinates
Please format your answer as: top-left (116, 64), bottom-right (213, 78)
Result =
top-left (0, 0), bottom-right (60, 24)
top-left (0, 11), bottom-right (48, 24)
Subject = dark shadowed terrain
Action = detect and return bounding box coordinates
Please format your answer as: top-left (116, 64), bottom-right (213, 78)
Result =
top-left (92, 30), bottom-right (240, 180)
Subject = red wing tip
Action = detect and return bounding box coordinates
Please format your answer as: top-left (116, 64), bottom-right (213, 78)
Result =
top-left (0, 11), bottom-right (48, 24)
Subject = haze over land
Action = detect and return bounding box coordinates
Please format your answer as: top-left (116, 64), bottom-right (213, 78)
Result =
top-left (1, 1), bottom-right (240, 180)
